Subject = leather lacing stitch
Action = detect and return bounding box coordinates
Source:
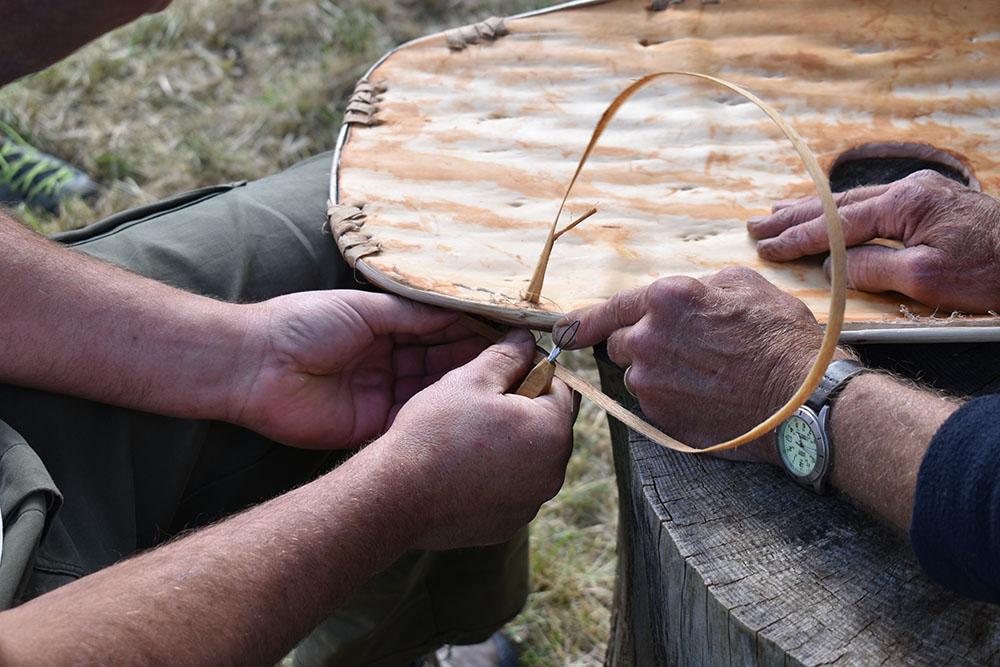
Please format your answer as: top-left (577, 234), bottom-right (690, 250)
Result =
top-left (325, 202), bottom-right (381, 267)
top-left (344, 80), bottom-right (387, 127)
top-left (445, 17), bottom-right (509, 51)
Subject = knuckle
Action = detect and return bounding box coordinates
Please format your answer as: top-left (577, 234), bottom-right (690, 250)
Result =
top-left (908, 169), bottom-right (946, 185)
top-left (625, 365), bottom-right (652, 396)
top-left (607, 288), bottom-right (643, 328)
top-left (714, 266), bottom-right (758, 284)
top-left (840, 188), bottom-right (862, 205)
top-left (488, 340), bottom-right (529, 367)
top-left (779, 224), bottom-right (809, 251)
top-left (897, 173), bottom-right (949, 210)
top-left (899, 252), bottom-right (940, 294)
top-left (770, 206), bottom-right (794, 225)
top-left (629, 318), bottom-right (658, 347)
top-left (647, 276), bottom-right (705, 308)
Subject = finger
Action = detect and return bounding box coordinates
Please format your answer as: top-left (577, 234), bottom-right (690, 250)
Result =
top-left (748, 184), bottom-right (892, 240)
top-left (555, 285), bottom-right (649, 349)
top-left (392, 370), bottom-right (447, 406)
top-left (454, 328), bottom-right (536, 393)
top-left (769, 194), bottom-right (814, 212)
top-left (424, 337), bottom-right (490, 375)
top-left (393, 337), bottom-right (489, 378)
top-left (756, 198), bottom-right (892, 262)
top-left (393, 321), bottom-right (485, 346)
top-left (822, 244), bottom-right (935, 296)
top-left (606, 326), bottom-right (635, 368)
top-left (534, 375), bottom-right (572, 406)
top-left (532, 377), bottom-right (576, 428)
top-left (342, 292), bottom-right (461, 337)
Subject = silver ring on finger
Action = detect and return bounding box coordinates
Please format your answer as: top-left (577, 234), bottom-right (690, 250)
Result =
top-left (623, 365), bottom-right (638, 398)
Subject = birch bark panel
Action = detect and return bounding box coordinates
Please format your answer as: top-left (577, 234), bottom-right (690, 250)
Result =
top-left (336, 0), bottom-right (1000, 330)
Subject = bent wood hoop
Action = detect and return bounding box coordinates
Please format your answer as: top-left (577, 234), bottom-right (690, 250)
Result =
top-left (516, 71), bottom-right (847, 454)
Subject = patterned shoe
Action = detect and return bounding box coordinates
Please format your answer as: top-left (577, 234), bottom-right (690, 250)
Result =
top-left (0, 123), bottom-right (99, 213)
top-left (415, 632), bottom-right (520, 667)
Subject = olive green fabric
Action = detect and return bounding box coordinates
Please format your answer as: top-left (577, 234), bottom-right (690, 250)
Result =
top-left (0, 421), bottom-right (61, 607)
top-left (0, 151), bottom-right (528, 665)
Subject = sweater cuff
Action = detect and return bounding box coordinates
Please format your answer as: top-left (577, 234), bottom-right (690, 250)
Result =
top-left (910, 394), bottom-right (1000, 603)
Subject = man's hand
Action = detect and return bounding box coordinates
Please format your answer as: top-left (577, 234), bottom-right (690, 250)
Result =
top-left (372, 328), bottom-right (576, 549)
top-left (233, 291), bottom-right (489, 449)
top-left (0, 329), bottom-right (576, 666)
top-left (748, 170), bottom-right (1000, 313)
top-left (558, 268), bottom-right (838, 463)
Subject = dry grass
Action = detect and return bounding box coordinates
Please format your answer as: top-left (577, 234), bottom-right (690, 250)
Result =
top-left (1, 1), bottom-right (617, 665)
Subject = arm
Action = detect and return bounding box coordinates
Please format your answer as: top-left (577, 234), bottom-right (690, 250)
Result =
top-left (0, 330), bottom-right (576, 664)
top-left (558, 269), bottom-right (999, 600)
top-left (0, 212), bottom-right (487, 449)
top-left (0, 443), bottom-right (413, 665)
top-left (0, 0), bottom-right (172, 86)
top-left (798, 368), bottom-right (956, 533)
top-left (747, 170), bottom-right (1000, 312)
top-left (0, 210), bottom-right (253, 422)
top-left (908, 395), bottom-right (1000, 602)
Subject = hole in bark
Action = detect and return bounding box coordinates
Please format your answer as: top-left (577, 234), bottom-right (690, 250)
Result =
top-left (829, 142), bottom-right (978, 192)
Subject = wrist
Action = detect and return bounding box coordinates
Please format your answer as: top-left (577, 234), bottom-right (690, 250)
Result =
top-left (333, 435), bottom-right (426, 553)
top-left (825, 372), bottom-right (958, 531)
top-left (184, 299), bottom-right (263, 424)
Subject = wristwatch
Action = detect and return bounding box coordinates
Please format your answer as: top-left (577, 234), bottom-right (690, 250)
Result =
top-left (775, 359), bottom-right (866, 493)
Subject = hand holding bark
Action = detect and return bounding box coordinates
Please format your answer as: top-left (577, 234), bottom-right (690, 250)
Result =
top-left (233, 291), bottom-right (489, 449)
top-left (558, 268), bottom-right (842, 463)
top-left (380, 329), bottom-right (576, 550)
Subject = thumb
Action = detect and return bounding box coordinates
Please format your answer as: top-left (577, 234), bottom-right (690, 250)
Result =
top-left (823, 244), bottom-right (931, 296)
top-left (455, 328), bottom-right (536, 393)
top-left (555, 284), bottom-right (648, 349)
top-left (340, 291), bottom-right (459, 337)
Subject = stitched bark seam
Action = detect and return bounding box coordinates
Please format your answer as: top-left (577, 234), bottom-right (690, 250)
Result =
top-left (344, 79), bottom-right (387, 127)
top-left (446, 17), bottom-right (508, 51)
top-left (325, 202), bottom-right (381, 267)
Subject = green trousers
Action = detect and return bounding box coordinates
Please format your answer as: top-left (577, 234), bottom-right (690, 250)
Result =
top-left (0, 152), bottom-right (528, 666)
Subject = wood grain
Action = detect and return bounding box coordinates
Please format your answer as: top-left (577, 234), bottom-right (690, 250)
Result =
top-left (599, 343), bottom-right (1000, 666)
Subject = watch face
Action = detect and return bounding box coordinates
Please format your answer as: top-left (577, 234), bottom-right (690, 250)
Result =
top-left (777, 414), bottom-right (819, 478)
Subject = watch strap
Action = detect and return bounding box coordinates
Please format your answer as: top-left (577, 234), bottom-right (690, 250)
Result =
top-left (805, 359), bottom-right (865, 411)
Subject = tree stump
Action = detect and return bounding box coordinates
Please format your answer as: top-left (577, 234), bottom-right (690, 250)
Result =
top-left (598, 342), bottom-right (1000, 666)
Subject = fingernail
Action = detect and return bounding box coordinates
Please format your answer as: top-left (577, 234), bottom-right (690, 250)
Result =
top-left (552, 323), bottom-right (570, 345)
top-left (747, 216), bottom-right (765, 225)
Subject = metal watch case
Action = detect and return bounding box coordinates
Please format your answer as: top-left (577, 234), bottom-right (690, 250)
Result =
top-left (779, 404), bottom-right (832, 494)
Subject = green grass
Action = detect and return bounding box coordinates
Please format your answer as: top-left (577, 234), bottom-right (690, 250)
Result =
top-left (1, 2), bottom-right (616, 664)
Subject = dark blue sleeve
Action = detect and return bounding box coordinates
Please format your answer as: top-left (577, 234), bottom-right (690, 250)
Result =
top-left (910, 394), bottom-right (1000, 603)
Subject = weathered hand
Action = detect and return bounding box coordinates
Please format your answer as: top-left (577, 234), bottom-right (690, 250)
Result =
top-left (748, 170), bottom-right (1000, 313)
top-left (376, 329), bottom-right (576, 549)
top-left (558, 268), bottom-right (842, 463)
top-left (232, 291), bottom-right (489, 449)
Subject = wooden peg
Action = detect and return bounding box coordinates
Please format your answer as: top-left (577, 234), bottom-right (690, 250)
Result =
top-left (515, 358), bottom-right (556, 397)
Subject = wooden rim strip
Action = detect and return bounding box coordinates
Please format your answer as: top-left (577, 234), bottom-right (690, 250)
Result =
top-left (520, 71), bottom-right (847, 453)
top-left (459, 314), bottom-right (763, 454)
